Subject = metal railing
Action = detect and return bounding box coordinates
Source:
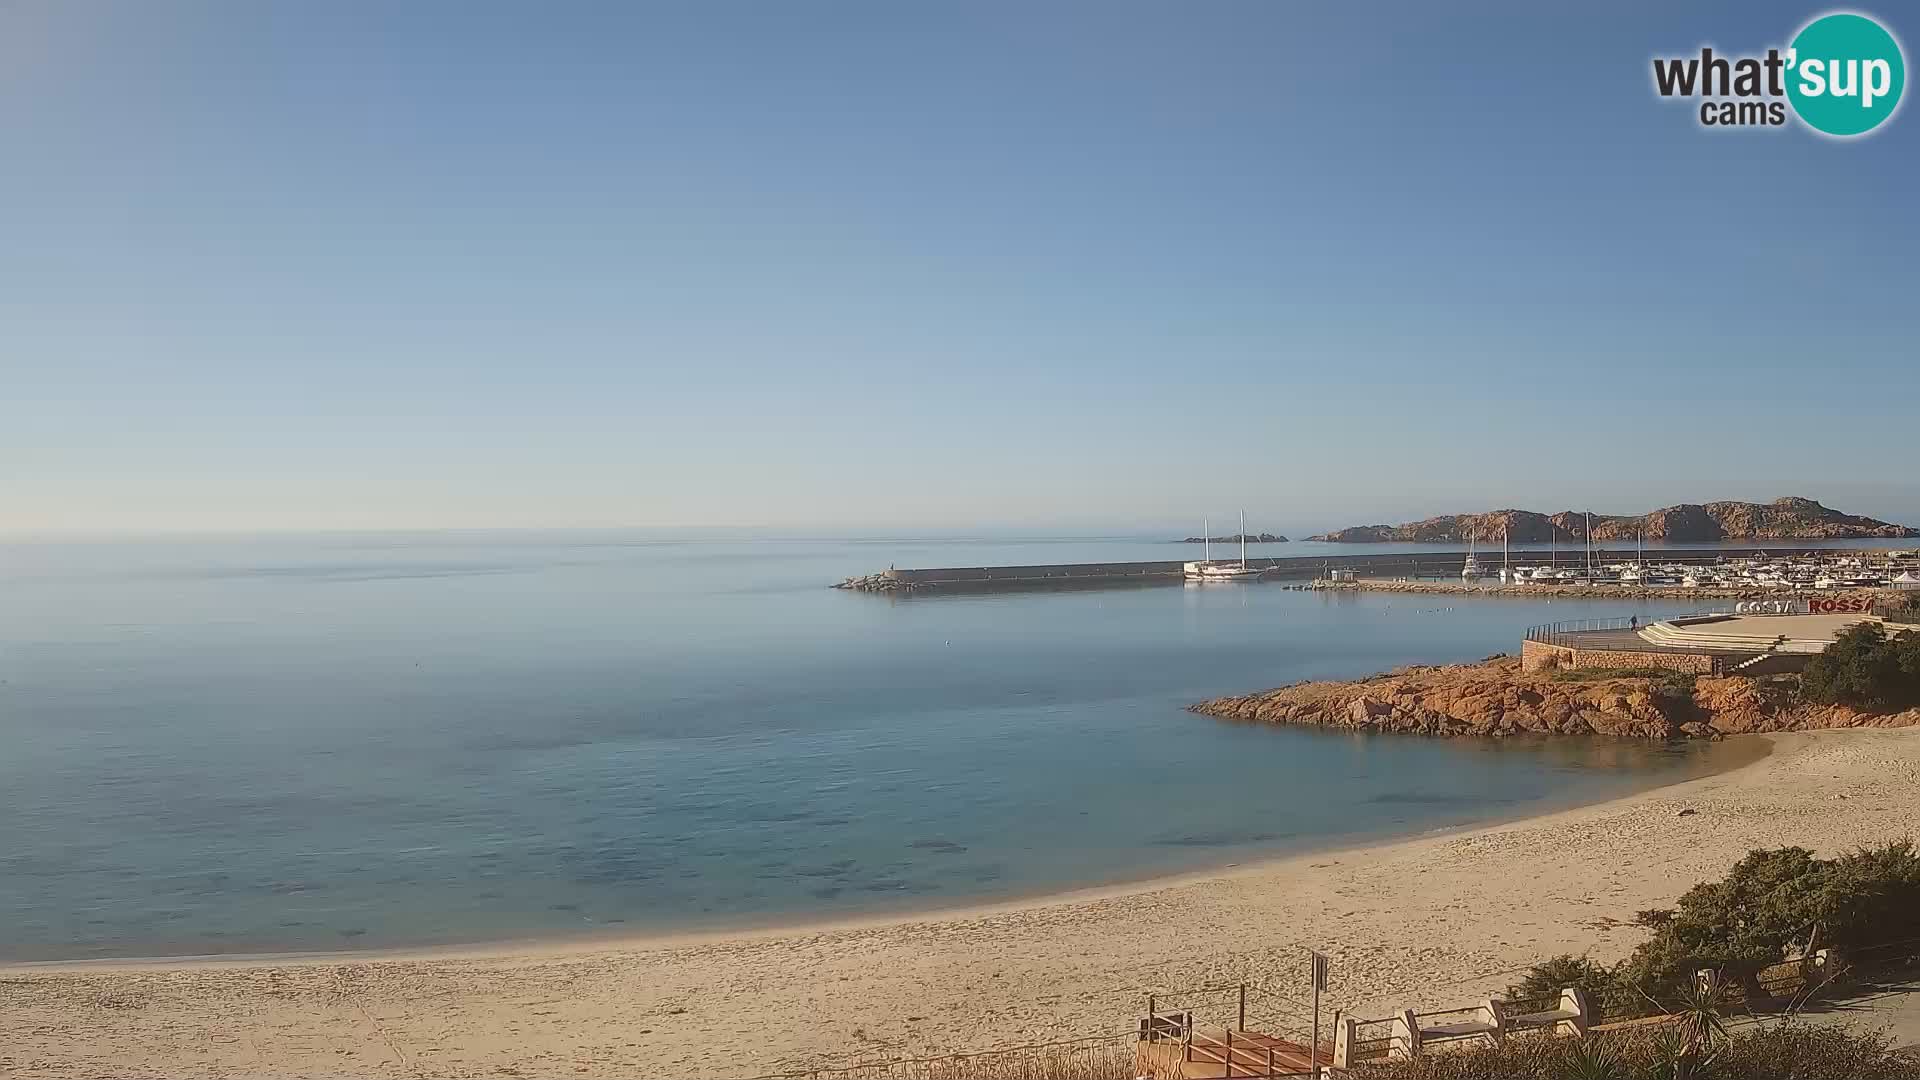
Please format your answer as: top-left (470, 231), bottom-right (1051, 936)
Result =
top-left (1181, 1029), bottom-right (1315, 1078)
top-left (1140, 974), bottom-right (1327, 1077)
top-left (1524, 617), bottom-right (1644, 648)
top-left (1873, 597), bottom-right (1920, 626)
top-left (1338, 1015), bottom-right (1409, 1065)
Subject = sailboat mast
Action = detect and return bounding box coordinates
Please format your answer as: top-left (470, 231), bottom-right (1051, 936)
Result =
top-left (1240, 509), bottom-right (1247, 569)
top-left (1204, 516), bottom-right (1210, 564)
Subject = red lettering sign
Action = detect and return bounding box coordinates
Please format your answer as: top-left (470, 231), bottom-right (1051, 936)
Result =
top-left (1807, 596), bottom-right (1874, 614)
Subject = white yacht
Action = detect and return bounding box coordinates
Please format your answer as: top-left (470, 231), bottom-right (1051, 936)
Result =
top-left (1185, 511), bottom-right (1265, 583)
top-left (1617, 528), bottom-right (1647, 584)
top-left (1461, 526), bottom-right (1487, 579)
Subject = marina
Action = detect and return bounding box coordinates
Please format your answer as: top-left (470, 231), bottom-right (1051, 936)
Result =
top-left (835, 545), bottom-right (1920, 595)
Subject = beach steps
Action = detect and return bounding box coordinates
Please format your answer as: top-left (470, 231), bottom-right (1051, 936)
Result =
top-left (1729, 653), bottom-right (1806, 675)
top-left (1642, 612), bottom-right (1885, 655)
top-left (1638, 618), bottom-right (1787, 652)
top-left (1135, 1024), bottom-right (1322, 1078)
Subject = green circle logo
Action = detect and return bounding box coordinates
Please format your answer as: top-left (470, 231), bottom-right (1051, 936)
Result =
top-left (1786, 12), bottom-right (1906, 136)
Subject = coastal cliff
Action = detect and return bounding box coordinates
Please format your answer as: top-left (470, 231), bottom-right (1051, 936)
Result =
top-left (1306, 497), bottom-right (1915, 543)
top-left (1190, 657), bottom-right (1920, 740)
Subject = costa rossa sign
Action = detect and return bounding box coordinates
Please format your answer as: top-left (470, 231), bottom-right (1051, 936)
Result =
top-left (1735, 596), bottom-right (1877, 615)
top-left (1736, 600), bottom-right (1806, 614)
top-left (1808, 595), bottom-right (1876, 614)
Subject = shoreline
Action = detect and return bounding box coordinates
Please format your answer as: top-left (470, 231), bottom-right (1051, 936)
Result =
top-left (3, 733), bottom-right (1766, 973)
top-left (10, 727), bottom-right (1919, 1078)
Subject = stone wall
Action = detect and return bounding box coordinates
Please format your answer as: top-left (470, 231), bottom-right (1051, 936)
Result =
top-left (1520, 638), bottom-right (1720, 674)
top-left (1520, 639), bottom-right (1573, 672)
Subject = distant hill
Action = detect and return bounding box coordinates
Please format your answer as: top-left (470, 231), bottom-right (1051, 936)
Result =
top-left (1306, 497), bottom-right (1916, 543)
top-left (1178, 532), bottom-right (1288, 544)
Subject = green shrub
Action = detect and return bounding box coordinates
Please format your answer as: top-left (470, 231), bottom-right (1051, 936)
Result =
top-left (1617, 842), bottom-right (1920, 1006)
top-left (1508, 956), bottom-right (1635, 1022)
top-left (1499, 844), bottom-right (1920, 1018)
top-left (1801, 623), bottom-right (1920, 712)
top-left (1352, 1022), bottom-right (1917, 1080)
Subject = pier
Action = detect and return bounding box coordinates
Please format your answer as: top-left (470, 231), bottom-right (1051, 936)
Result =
top-left (832, 545), bottom-right (1868, 595)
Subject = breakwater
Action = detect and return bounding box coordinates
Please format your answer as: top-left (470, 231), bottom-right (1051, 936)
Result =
top-left (832, 545), bottom-right (1851, 594)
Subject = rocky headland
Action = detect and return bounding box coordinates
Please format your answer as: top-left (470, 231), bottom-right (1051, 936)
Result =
top-left (1306, 497), bottom-right (1915, 543)
top-left (1190, 657), bottom-right (1920, 741)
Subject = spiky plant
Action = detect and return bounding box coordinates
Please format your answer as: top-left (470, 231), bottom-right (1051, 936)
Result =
top-left (1561, 1038), bottom-right (1622, 1080)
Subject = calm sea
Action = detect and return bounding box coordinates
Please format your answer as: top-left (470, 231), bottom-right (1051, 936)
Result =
top-left (2, 531), bottom-right (1854, 962)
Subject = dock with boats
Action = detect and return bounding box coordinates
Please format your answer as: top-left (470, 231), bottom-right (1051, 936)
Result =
top-left (833, 546), bottom-right (1920, 595)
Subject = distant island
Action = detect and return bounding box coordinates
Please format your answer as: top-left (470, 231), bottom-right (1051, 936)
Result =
top-left (1306, 496), bottom-right (1916, 543)
top-left (1178, 532), bottom-right (1288, 544)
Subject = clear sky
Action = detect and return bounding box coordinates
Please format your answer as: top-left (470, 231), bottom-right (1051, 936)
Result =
top-left (5, 1), bottom-right (1916, 535)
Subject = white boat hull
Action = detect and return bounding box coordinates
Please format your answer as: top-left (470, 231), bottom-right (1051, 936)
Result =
top-left (1185, 561), bottom-right (1264, 582)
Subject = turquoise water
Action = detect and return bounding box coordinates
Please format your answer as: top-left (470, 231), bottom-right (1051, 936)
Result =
top-left (0, 533), bottom-right (1791, 961)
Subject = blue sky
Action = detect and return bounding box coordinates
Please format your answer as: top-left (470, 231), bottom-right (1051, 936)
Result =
top-left (4, 1), bottom-right (1916, 535)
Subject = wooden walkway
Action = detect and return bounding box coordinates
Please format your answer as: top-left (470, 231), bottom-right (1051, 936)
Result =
top-left (1137, 1025), bottom-right (1326, 1078)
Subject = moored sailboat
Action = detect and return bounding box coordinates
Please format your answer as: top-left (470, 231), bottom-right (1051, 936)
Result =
top-left (1461, 525), bottom-right (1486, 579)
top-left (1185, 510), bottom-right (1266, 583)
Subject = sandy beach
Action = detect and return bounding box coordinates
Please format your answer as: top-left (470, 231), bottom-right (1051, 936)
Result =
top-left (5, 726), bottom-right (1919, 1079)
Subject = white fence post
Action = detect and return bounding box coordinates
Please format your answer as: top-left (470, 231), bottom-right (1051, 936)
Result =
top-left (1333, 1017), bottom-right (1357, 1069)
top-left (1559, 986), bottom-right (1591, 1037)
top-left (1391, 1008), bottom-right (1421, 1059)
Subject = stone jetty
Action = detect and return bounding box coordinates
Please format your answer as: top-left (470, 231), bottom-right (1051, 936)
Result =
top-left (833, 572), bottom-right (909, 593)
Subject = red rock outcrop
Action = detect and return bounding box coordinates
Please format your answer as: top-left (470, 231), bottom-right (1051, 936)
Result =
top-left (1190, 658), bottom-right (1920, 740)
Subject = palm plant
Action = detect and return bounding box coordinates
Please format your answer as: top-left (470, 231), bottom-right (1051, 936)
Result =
top-left (1667, 972), bottom-right (1730, 1053)
top-left (1561, 1038), bottom-right (1623, 1080)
